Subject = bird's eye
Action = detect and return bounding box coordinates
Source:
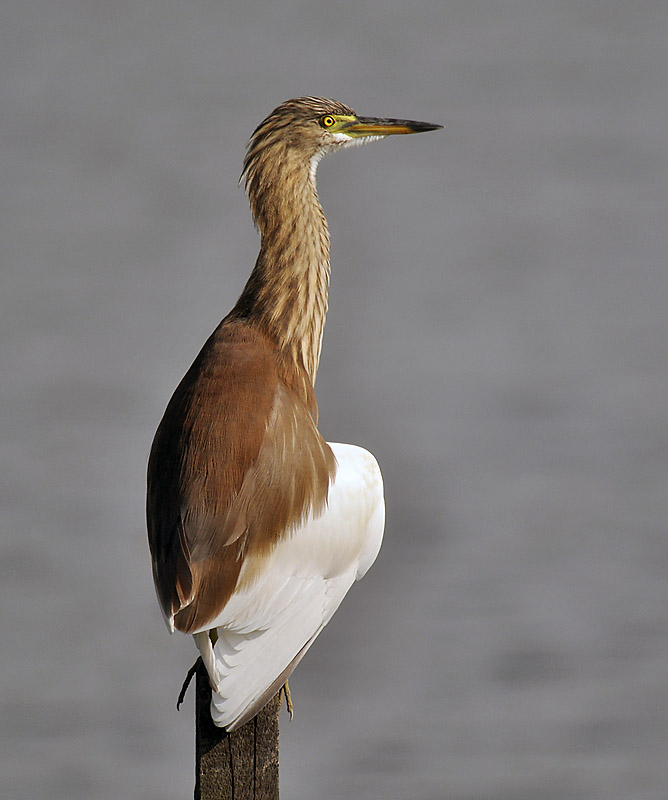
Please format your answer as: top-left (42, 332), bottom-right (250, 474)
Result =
top-left (320, 115), bottom-right (336, 128)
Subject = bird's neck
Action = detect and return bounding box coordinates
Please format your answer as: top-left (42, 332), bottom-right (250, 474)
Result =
top-left (231, 157), bottom-right (330, 384)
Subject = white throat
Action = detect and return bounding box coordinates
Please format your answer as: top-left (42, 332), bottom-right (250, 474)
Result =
top-left (309, 134), bottom-right (387, 185)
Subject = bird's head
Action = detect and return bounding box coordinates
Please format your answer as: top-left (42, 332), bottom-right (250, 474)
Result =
top-left (242, 96), bottom-right (442, 194)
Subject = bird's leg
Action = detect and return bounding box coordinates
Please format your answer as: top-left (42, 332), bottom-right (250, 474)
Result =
top-left (281, 680), bottom-right (294, 720)
top-left (176, 656), bottom-right (201, 710)
top-left (178, 629), bottom-right (222, 709)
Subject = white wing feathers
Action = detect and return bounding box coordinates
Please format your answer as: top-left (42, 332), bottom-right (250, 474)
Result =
top-left (195, 442), bottom-right (384, 731)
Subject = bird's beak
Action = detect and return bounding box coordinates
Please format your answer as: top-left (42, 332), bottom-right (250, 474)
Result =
top-left (342, 116), bottom-right (443, 137)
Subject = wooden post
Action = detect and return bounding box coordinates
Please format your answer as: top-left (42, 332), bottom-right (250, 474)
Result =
top-left (194, 659), bottom-right (281, 800)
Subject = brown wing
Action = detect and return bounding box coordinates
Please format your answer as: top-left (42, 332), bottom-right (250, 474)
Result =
top-left (147, 318), bottom-right (336, 634)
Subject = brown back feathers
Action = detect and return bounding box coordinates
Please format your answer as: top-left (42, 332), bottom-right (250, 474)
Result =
top-left (147, 318), bottom-right (336, 634)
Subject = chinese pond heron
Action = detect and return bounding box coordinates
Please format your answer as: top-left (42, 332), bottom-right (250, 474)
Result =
top-left (147, 97), bottom-right (441, 730)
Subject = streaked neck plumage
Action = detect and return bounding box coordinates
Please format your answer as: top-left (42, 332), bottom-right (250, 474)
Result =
top-left (231, 138), bottom-right (331, 385)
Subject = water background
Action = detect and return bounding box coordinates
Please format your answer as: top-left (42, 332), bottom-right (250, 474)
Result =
top-left (2, 2), bottom-right (668, 798)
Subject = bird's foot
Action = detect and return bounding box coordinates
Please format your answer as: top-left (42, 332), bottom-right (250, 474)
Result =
top-left (176, 656), bottom-right (202, 710)
top-left (281, 679), bottom-right (294, 720)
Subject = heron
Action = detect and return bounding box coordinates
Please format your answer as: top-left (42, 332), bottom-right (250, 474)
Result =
top-left (147, 97), bottom-right (441, 731)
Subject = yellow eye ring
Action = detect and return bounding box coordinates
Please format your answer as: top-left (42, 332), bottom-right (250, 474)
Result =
top-left (321, 115), bottom-right (336, 128)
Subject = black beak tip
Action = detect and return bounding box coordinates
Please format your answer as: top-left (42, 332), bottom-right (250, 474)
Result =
top-left (410, 121), bottom-right (443, 133)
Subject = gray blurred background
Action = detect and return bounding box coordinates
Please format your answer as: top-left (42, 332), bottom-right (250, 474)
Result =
top-left (2, 2), bottom-right (668, 798)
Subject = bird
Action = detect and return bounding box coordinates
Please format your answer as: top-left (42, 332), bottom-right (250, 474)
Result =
top-left (147, 97), bottom-right (441, 731)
